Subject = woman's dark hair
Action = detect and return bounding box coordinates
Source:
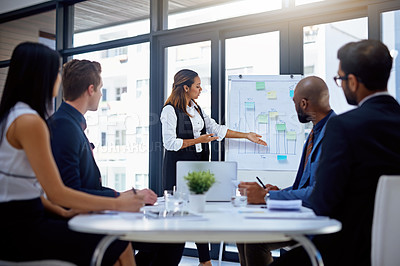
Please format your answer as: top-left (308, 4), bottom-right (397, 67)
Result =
top-left (0, 42), bottom-right (60, 144)
top-left (164, 69), bottom-right (199, 117)
top-left (337, 39), bottom-right (392, 91)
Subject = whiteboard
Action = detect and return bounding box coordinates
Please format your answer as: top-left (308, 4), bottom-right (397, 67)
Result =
top-left (226, 75), bottom-right (305, 171)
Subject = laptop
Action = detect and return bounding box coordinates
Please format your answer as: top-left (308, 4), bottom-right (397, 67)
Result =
top-left (176, 161), bottom-right (237, 202)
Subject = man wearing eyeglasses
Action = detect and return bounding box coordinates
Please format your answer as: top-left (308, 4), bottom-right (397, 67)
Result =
top-left (272, 40), bottom-right (400, 266)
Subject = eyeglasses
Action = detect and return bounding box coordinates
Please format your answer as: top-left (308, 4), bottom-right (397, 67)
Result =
top-left (333, 75), bottom-right (348, 87)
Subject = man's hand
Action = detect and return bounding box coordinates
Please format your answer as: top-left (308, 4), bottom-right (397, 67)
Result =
top-left (239, 182), bottom-right (268, 204)
top-left (137, 188), bottom-right (157, 205)
top-left (265, 184), bottom-right (279, 192)
top-left (122, 188), bottom-right (157, 205)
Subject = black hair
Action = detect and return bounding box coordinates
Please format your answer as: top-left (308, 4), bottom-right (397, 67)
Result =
top-left (337, 39), bottom-right (392, 91)
top-left (0, 42), bottom-right (60, 145)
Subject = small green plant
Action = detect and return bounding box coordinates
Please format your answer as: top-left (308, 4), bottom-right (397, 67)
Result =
top-left (184, 170), bottom-right (216, 195)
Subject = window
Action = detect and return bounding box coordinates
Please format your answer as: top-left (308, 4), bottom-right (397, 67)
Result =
top-left (382, 10), bottom-right (400, 101)
top-left (136, 79), bottom-right (149, 98)
top-left (115, 130), bottom-right (126, 146)
top-left (74, 42), bottom-right (150, 192)
top-left (168, 0), bottom-right (281, 30)
top-left (102, 88), bottom-right (107, 101)
top-left (303, 17), bottom-right (368, 114)
top-left (167, 41), bottom-right (211, 116)
top-left (114, 173), bottom-right (126, 192)
top-left (116, 87), bottom-right (121, 101)
top-left (226, 31), bottom-right (280, 76)
top-left (135, 174), bottom-right (149, 189)
top-left (101, 132), bottom-right (106, 146)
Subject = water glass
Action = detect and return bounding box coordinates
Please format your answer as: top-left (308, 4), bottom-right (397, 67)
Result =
top-left (164, 190), bottom-right (185, 212)
top-left (231, 187), bottom-right (247, 207)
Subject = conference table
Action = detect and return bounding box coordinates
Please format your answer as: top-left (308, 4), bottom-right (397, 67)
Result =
top-left (68, 202), bottom-right (341, 266)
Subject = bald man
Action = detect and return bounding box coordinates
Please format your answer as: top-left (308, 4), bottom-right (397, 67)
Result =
top-left (236, 76), bottom-right (336, 266)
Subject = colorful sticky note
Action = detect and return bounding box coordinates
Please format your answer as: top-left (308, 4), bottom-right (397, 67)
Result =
top-left (258, 114), bottom-right (268, 124)
top-left (269, 112), bottom-right (278, 118)
top-left (290, 90), bottom-right (294, 98)
top-left (267, 91), bottom-right (277, 99)
top-left (256, 82), bottom-right (265, 90)
top-left (277, 155), bottom-right (288, 161)
top-left (276, 123), bottom-right (286, 131)
top-left (245, 102), bottom-right (255, 109)
top-left (287, 131), bottom-right (297, 140)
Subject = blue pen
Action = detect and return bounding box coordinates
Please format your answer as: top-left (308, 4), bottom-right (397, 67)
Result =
top-left (256, 176), bottom-right (266, 189)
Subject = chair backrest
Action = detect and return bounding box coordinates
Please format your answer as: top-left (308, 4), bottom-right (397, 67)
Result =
top-left (371, 175), bottom-right (400, 266)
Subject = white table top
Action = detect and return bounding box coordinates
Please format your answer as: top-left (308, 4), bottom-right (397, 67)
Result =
top-left (69, 203), bottom-right (341, 243)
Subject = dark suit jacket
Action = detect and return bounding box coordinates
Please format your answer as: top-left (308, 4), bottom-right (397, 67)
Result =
top-left (48, 102), bottom-right (118, 197)
top-left (310, 95), bottom-right (400, 266)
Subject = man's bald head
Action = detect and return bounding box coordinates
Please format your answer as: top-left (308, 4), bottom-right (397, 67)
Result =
top-left (293, 76), bottom-right (331, 124)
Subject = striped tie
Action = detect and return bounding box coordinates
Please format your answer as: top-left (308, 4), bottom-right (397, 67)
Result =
top-left (304, 129), bottom-right (314, 168)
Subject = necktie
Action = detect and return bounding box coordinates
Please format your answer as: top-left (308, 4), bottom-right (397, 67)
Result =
top-left (304, 129), bottom-right (314, 168)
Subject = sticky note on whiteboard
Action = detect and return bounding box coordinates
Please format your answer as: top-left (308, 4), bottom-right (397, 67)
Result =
top-left (277, 155), bottom-right (288, 161)
top-left (256, 82), bottom-right (265, 90)
top-left (276, 123), bottom-right (286, 131)
top-left (269, 112), bottom-right (278, 118)
top-left (258, 115), bottom-right (268, 124)
top-left (287, 131), bottom-right (297, 140)
top-left (267, 91), bottom-right (277, 99)
top-left (245, 102), bottom-right (255, 109)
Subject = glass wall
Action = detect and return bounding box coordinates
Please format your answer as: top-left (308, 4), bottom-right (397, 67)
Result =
top-left (226, 31), bottom-right (280, 77)
top-left (382, 9), bottom-right (400, 101)
top-left (167, 41), bottom-right (211, 116)
top-left (73, 43), bottom-right (150, 191)
top-left (303, 17), bottom-right (368, 114)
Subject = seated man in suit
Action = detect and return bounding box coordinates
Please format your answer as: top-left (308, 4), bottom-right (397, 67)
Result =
top-left (237, 76), bottom-right (336, 266)
top-left (48, 59), bottom-right (184, 266)
top-left (272, 40), bottom-right (400, 266)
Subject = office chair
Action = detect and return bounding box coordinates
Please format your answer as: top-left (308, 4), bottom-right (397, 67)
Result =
top-left (371, 175), bottom-right (400, 266)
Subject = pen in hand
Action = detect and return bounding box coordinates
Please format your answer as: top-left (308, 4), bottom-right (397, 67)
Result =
top-left (256, 176), bottom-right (267, 189)
top-left (132, 187), bottom-right (137, 195)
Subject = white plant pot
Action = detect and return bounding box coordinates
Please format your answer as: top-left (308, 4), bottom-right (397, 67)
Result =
top-left (189, 194), bottom-right (206, 213)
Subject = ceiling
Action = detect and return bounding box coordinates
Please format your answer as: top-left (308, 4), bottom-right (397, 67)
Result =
top-left (74, 0), bottom-right (238, 32)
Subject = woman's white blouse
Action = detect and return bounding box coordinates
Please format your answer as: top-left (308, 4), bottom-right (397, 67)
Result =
top-left (160, 102), bottom-right (228, 152)
top-left (0, 102), bottom-right (43, 202)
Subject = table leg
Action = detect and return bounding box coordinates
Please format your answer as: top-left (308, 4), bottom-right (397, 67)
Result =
top-left (91, 235), bottom-right (120, 266)
top-left (290, 235), bottom-right (324, 266)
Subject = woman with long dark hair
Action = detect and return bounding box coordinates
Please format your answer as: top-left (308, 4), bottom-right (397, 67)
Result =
top-left (0, 42), bottom-right (143, 265)
top-left (161, 69), bottom-right (267, 266)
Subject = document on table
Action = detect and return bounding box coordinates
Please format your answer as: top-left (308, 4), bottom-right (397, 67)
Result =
top-left (267, 199), bottom-right (302, 210)
top-left (244, 206), bottom-right (325, 220)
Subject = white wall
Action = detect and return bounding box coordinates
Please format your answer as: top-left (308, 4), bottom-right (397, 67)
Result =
top-left (0, 0), bottom-right (49, 14)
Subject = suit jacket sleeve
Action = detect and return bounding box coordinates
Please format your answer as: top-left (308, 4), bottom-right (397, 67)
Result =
top-left (50, 118), bottom-right (118, 198)
top-left (310, 117), bottom-right (352, 216)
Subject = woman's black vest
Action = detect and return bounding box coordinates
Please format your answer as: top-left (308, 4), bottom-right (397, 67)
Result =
top-left (162, 104), bottom-right (209, 190)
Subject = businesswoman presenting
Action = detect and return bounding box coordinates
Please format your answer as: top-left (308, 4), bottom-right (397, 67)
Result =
top-left (160, 69), bottom-right (267, 266)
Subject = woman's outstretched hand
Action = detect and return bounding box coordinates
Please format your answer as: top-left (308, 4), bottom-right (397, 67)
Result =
top-left (247, 132), bottom-right (267, 146)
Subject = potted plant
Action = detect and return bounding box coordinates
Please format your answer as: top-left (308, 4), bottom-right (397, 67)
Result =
top-left (184, 170), bottom-right (216, 212)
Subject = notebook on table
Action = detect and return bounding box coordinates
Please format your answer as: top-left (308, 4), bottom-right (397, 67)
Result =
top-left (176, 161), bottom-right (237, 202)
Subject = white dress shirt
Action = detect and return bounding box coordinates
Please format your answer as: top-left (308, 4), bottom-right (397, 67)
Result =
top-left (160, 101), bottom-right (228, 152)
